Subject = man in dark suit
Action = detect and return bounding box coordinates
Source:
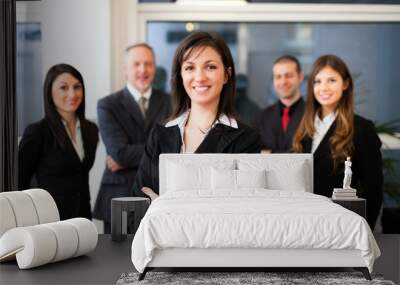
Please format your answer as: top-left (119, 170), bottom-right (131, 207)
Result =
top-left (254, 55), bottom-right (305, 153)
top-left (93, 43), bottom-right (170, 233)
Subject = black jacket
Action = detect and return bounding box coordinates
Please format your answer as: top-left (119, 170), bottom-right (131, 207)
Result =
top-left (301, 115), bottom-right (383, 229)
top-left (93, 87), bottom-right (170, 222)
top-left (254, 98), bottom-right (305, 153)
top-left (18, 118), bottom-right (99, 220)
top-left (133, 121), bottom-right (262, 196)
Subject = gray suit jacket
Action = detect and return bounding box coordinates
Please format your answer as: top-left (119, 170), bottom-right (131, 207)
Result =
top-left (93, 87), bottom-right (170, 222)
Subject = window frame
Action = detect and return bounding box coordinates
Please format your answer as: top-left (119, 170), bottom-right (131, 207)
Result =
top-left (134, 2), bottom-right (400, 148)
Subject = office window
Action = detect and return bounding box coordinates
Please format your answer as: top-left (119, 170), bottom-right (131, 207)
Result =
top-left (16, 23), bottom-right (43, 137)
top-left (148, 22), bottom-right (400, 124)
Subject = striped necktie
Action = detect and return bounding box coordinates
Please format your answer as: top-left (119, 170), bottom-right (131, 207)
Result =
top-left (138, 96), bottom-right (147, 117)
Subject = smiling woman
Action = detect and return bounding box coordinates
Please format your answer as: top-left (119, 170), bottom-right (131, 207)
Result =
top-left (51, 73), bottom-right (83, 122)
top-left (312, 66), bottom-right (349, 118)
top-left (292, 54), bottom-right (383, 230)
top-left (181, 46), bottom-right (228, 110)
top-left (132, 31), bottom-right (262, 200)
top-left (180, 46), bottom-right (231, 152)
top-left (18, 64), bottom-right (99, 220)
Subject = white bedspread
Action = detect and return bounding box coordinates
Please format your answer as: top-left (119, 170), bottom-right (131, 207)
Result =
top-left (131, 190), bottom-right (380, 273)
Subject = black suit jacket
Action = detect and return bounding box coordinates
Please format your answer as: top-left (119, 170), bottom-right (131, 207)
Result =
top-left (133, 122), bottom-right (262, 196)
top-left (254, 98), bottom-right (305, 153)
top-left (301, 115), bottom-right (383, 229)
top-left (93, 87), bottom-right (170, 222)
top-left (18, 118), bottom-right (99, 220)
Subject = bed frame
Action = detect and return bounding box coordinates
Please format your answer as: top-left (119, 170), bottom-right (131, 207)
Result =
top-left (138, 154), bottom-right (371, 281)
top-left (139, 248), bottom-right (370, 280)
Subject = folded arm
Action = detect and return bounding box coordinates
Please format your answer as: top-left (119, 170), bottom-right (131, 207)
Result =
top-left (97, 99), bottom-right (144, 169)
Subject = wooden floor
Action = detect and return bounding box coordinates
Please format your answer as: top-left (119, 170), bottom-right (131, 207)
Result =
top-left (0, 234), bottom-right (399, 284)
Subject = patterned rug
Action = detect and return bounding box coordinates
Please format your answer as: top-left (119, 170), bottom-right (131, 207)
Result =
top-left (117, 271), bottom-right (396, 285)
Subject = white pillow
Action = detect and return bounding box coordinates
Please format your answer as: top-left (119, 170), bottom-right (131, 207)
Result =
top-left (166, 159), bottom-right (235, 192)
top-left (266, 165), bottom-right (306, 191)
top-left (211, 169), bottom-right (267, 190)
top-left (211, 168), bottom-right (236, 190)
top-left (167, 162), bottom-right (210, 191)
top-left (237, 159), bottom-right (308, 192)
top-left (236, 169), bottom-right (266, 189)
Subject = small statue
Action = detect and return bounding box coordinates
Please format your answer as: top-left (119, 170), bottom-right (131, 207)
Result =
top-left (343, 157), bottom-right (353, 189)
top-left (332, 157), bottom-right (357, 198)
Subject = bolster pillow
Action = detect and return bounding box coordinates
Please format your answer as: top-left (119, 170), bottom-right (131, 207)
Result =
top-left (0, 218), bottom-right (98, 269)
top-left (0, 189), bottom-right (97, 269)
top-left (0, 189), bottom-right (60, 237)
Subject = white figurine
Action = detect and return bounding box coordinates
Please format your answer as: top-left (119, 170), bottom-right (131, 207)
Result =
top-left (343, 157), bottom-right (353, 189)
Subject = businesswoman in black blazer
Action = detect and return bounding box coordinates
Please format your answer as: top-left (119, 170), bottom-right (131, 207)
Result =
top-left (18, 64), bottom-right (99, 220)
top-left (134, 31), bottom-right (262, 200)
top-left (292, 54), bottom-right (383, 230)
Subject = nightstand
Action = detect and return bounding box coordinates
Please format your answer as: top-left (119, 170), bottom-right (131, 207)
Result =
top-left (331, 198), bottom-right (366, 218)
top-left (111, 197), bottom-right (150, 242)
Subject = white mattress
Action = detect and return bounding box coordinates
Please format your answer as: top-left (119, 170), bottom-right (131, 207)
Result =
top-left (131, 190), bottom-right (380, 273)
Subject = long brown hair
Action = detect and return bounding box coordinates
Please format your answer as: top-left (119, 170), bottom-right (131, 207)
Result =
top-left (292, 54), bottom-right (354, 170)
top-left (169, 31), bottom-right (236, 120)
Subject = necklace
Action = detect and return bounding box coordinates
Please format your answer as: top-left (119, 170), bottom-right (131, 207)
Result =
top-left (186, 120), bottom-right (213, 135)
top-left (186, 111), bottom-right (216, 135)
top-left (197, 126), bottom-right (210, 135)
top-left (187, 123), bottom-right (211, 135)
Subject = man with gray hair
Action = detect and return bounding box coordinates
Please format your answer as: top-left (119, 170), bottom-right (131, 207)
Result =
top-left (94, 43), bottom-right (170, 233)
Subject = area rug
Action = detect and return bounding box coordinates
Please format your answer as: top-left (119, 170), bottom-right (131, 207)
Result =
top-left (116, 271), bottom-right (396, 285)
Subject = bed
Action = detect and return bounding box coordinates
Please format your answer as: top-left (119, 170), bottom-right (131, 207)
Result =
top-left (131, 154), bottom-right (380, 280)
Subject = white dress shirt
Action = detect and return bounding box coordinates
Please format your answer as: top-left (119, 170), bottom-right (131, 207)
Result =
top-left (311, 112), bottom-right (337, 153)
top-left (127, 82), bottom-right (152, 111)
top-left (63, 119), bottom-right (84, 161)
top-left (165, 110), bottom-right (238, 153)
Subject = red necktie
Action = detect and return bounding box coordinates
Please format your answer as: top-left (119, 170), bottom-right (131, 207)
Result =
top-left (282, 107), bottom-right (290, 133)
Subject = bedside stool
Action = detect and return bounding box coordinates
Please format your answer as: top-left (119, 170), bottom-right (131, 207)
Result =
top-left (331, 198), bottom-right (366, 218)
top-left (111, 197), bottom-right (150, 242)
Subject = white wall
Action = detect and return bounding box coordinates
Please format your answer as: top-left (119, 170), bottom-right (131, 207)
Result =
top-left (40, 0), bottom-right (111, 232)
top-left (41, 0), bottom-right (111, 120)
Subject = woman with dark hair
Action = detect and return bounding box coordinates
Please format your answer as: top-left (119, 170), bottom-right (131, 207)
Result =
top-left (292, 54), bottom-right (383, 229)
top-left (133, 31), bottom-right (262, 200)
top-left (18, 63), bottom-right (99, 220)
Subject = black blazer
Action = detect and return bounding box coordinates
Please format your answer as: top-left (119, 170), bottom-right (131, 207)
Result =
top-left (93, 87), bottom-right (170, 222)
top-left (133, 122), bottom-right (262, 196)
top-left (301, 115), bottom-right (383, 229)
top-left (254, 98), bottom-right (305, 153)
top-left (18, 118), bottom-right (99, 220)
